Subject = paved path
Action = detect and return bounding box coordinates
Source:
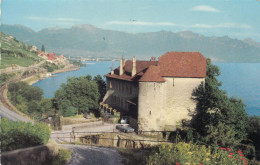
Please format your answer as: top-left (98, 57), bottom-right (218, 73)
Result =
top-left (0, 105), bottom-right (31, 122)
top-left (60, 144), bottom-right (123, 165)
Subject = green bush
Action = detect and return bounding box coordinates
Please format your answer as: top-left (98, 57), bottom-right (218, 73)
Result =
top-left (50, 148), bottom-right (72, 165)
top-left (0, 119), bottom-right (51, 152)
top-left (0, 73), bottom-right (15, 86)
top-left (40, 62), bottom-right (64, 72)
top-left (146, 142), bottom-right (248, 165)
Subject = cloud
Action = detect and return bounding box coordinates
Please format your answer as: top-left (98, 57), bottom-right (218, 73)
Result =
top-left (191, 23), bottom-right (251, 29)
top-left (191, 5), bottom-right (219, 12)
top-left (27, 16), bottom-right (82, 22)
top-left (106, 21), bottom-right (176, 26)
top-left (106, 21), bottom-right (251, 30)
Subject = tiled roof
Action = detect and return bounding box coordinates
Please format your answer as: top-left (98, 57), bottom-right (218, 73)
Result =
top-left (139, 65), bottom-right (165, 82)
top-left (105, 67), bottom-right (133, 81)
top-left (105, 52), bottom-right (207, 82)
top-left (47, 53), bottom-right (57, 60)
top-left (124, 61), bottom-right (158, 74)
top-left (158, 52), bottom-right (206, 78)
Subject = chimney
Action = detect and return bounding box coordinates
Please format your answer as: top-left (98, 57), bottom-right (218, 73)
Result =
top-left (110, 63), bottom-right (114, 75)
top-left (120, 57), bottom-right (124, 75)
top-left (110, 68), bottom-right (114, 75)
top-left (150, 56), bottom-right (156, 61)
top-left (132, 56), bottom-right (136, 77)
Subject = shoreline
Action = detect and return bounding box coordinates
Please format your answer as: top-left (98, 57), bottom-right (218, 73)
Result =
top-left (23, 65), bottom-right (80, 85)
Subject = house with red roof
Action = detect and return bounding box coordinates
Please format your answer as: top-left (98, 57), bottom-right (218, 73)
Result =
top-left (103, 52), bottom-right (207, 132)
top-left (38, 51), bottom-right (67, 65)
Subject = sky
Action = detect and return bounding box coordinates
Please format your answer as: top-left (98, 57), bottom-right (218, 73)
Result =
top-left (1, 0), bottom-right (260, 42)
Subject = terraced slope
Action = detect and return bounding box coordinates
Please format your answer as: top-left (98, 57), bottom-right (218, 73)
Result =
top-left (0, 32), bottom-right (41, 69)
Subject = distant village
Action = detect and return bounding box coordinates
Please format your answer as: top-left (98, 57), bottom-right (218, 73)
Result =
top-left (68, 56), bottom-right (120, 62)
top-left (38, 51), bottom-right (68, 65)
top-left (29, 45), bottom-right (119, 62)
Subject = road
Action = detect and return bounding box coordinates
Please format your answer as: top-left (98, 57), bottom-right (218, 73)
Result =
top-left (0, 61), bottom-right (45, 74)
top-left (0, 105), bottom-right (31, 122)
top-left (59, 144), bottom-right (123, 165)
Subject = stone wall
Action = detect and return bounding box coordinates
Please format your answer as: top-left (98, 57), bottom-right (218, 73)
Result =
top-left (103, 78), bottom-right (138, 112)
top-left (1, 142), bottom-right (58, 165)
top-left (138, 77), bottom-right (204, 132)
top-left (138, 82), bottom-right (166, 131)
top-left (79, 132), bottom-right (170, 149)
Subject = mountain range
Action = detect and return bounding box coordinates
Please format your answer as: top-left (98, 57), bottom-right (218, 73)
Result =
top-left (1, 24), bottom-right (260, 62)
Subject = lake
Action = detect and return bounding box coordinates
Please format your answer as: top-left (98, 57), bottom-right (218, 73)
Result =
top-left (33, 61), bottom-right (260, 116)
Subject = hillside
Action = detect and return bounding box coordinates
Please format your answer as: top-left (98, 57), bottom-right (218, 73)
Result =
top-left (1, 24), bottom-right (260, 62)
top-left (0, 32), bottom-right (41, 69)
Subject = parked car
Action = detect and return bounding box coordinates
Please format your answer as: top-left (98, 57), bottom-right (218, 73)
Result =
top-left (116, 124), bottom-right (134, 133)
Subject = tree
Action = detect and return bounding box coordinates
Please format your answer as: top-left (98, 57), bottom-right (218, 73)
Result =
top-left (0, 73), bottom-right (9, 86)
top-left (55, 99), bottom-right (77, 117)
top-left (192, 59), bottom-right (248, 147)
top-left (23, 86), bottom-right (43, 102)
top-left (8, 82), bottom-right (43, 102)
top-left (39, 98), bottom-right (55, 117)
top-left (7, 81), bottom-right (51, 120)
top-left (94, 75), bottom-right (106, 102)
top-left (54, 75), bottom-right (100, 115)
top-left (41, 44), bottom-right (45, 52)
top-left (247, 116), bottom-right (260, 159)
top-left (26, 100), bottom-right (41, 119)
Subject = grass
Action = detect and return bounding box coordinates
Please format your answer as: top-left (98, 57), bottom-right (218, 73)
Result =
top-left (22, 75), bottom-right (40, 85)
top-left (62, 113), bottom-right (98, 125)
top-left (0, 32), bottom-right (42, 69)
top-left (42, 140), bottom-right (72, 165)
top-left (62, 118), bottom-right (97, 125)
top-left (52, 148), bottom-right (72, 165)
top-left (0, 54), bottom-right (37, 68)
top-left (64, 114), bottom-right (84, 119)
top-left (44, 148), bottom-right (72, 165)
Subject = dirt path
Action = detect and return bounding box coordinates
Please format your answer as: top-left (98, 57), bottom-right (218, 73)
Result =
top-left (0, 85), bottom-right (11, 108)
top-left (60, 144), bottom-right (123, 165)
